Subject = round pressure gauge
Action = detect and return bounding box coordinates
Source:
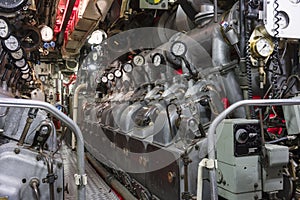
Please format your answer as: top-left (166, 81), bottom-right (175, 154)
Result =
top-left (123, 63), bottom-right (133, 73)
top-left (171, 41), bottom-right (187, 56)
top-left (0, 16), bottom-right (10, 39)
top-left (252, 37), bottom-right (274, 58)
top-left (107, 72), bottom-right (114, 81)
top-left (277, 11), bottom-right (289, 29)
top-left (10, 47), bottom-right (25, 60)
top-left (14, 58), bottom-right (27, 68)
top-left (101, 76), bottom-right (108, 83)
top-left (2, 35), bottom-right (20, 52)
top-left (152, 53), bottom-right (164, 67)
top-left (114, 69), bottom-right (122, 78)
top-left (133, 55), bottom-right (145, 66)
top-left (0, 0), bottom-right (28, 12)
top-left (92, 52), bottom-right (98, 61)
top-left (40, 25), bottom-right (54, 42)
top-left (21, 73), bottom-right (30, 80)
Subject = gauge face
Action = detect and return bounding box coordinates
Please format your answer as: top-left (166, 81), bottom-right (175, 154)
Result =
top-left (123, 63), bottom-right (133, 73)
top-left (171, 41), bottom-right (187, 56)
top-left (107, 73), bottom-right (114, 81)
top-left (101, 76), bottom-right (108, 83)
top-left (255, 38), bottom-right (274, 57)
top-left (10, 47), bottom-right (24, 60)
top-left (40, 75), bottom-right (46, 82)
top-left (3, 35), bottom-right (20, 52)
top-left (21, 73), bottom-right (30, 80)
top-left (133, 55), bottom-right (145, 66)
top-left (0, 0), bottom-right (28, 12)
top-left (277, 11), bottom-right (289, 29)
top-left (114, 69), bottom-right (122, 78)
top-left (40, 25), bottom-right (53, 42)
top-left (146, 0), bottom-right (163, 5)
top-left (152, 53), bottom-right (164, 67)
top-left (14, 58), bottom-right (27, 68)
top-left (92, 52), bottom-right (98, 61)
top-left (0, 16), bottom-right (9, 39)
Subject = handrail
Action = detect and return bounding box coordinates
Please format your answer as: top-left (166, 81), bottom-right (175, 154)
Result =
top-left (0, 98), bottom-right (86, 200)
top-left (207, 99), bottom-right (300, 200)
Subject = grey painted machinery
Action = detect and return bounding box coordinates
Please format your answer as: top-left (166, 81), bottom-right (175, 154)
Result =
top-left (75, 0), bottom-right (300, 199)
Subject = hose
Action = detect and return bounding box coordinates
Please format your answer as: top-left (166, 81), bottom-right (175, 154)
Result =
top-left (86, 153), bottom-right (138, 200)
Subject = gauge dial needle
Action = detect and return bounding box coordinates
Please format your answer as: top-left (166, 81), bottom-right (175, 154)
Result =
top-left (259, 44), bottom-right (267, 52)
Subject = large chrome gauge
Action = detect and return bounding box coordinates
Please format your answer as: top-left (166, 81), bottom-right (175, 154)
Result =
top-left (2, 35), bottom-right (20, 52)
top-left (0, 16), bottom-right (10, 39)
top-left (0, 0), bottom-right (28, 12)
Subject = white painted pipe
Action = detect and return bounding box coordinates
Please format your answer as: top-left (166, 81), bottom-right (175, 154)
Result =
top-left (197, 158), bottom-right (209, 200)
top-left (72, 83), bottom-right (87, 150)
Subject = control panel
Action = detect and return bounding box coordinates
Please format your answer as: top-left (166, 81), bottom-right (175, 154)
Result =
top-left (234, 123), bottom-right (261, 157)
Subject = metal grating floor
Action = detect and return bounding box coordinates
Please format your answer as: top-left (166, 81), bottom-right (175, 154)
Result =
top-left (61, 144), bottom-right (119, 200)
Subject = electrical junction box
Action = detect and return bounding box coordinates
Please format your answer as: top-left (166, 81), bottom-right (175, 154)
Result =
top-left (216, 119), bottom-right (262, 200)
top-left (140, 0), bottom-right (168, 10)
top-left (283, 96), bottom-right (300, 135)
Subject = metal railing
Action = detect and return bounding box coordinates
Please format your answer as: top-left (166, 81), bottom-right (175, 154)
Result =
top-left (0, 98), bottom-right (86, 200)
top-left (207, 99), bottom-right (300, 200)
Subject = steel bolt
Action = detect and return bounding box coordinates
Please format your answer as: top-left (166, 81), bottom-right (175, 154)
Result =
top-left (14, 148), bottom-right (20, 154)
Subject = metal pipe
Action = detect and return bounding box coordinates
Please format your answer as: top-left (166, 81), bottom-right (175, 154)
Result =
top-left (56, 0), bottom-right (77, 46)
top-left (72, 84), bottom-right (87, 150)
top-left (214, 0), bottom-right (218, 22)
top-left (207, 99), bottom-right (300, 200)
top-left (0, 98), bottom-right (86, 200)
top-left (86, 153), bottom-right (138, 200)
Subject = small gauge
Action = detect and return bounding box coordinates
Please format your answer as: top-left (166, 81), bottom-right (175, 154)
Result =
top-left (152, 53), bottom-right (164, 67)
top-left (14, 58), bottom-right (27, 68)
top-left (21, 73), bottom-right (30, 80)
top-left (123, 63), bottom-right (133, 73)
top-left (10, 47), bottom-right (25, 60)
top-left (114, 69), bottom-right (122, 78)
top-left (26, 75), bottom-right (33, 82)
top-left (171, 41), bottom-right (187, 56)
top-left (277, 11), bottom-right (289, 30)
top-left (101, 76), bottom-right (108, 83)
top-left (21, 67), bottom-right (30, 74)
top-left (40, 75), bottom-right (46, 82)
top-left (92, 52), bottom-right (98, 61)
top-left (40, 25), bottom-right (54, 42)
top-left (252, 37), bottom-right (274, 58)
top-left (0, 16), bottom-right (10, 39)
top-left (107, 72), bottom-right (114, 81)
top-left (2, 35), bottom-right (20, 52)
top-left (88, 30), bottom-right (107, 45)
top-left (0, 0), bottom-right (28, 12)
top-left (133, 55), bottom-right (145, 66)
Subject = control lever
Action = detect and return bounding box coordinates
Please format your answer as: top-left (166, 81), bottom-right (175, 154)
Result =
top-left (18, 108), bottom-right (39, 146)
top-left (31, 123), bottom-right (52, 150)
top-left (30, 178), bottom-right (40, 200)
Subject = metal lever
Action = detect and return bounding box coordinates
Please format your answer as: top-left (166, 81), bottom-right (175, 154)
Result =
top-left (18, 108), bottom-right (39, 146)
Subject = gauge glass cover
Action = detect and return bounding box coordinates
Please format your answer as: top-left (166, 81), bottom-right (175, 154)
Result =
top-left (40, 25), bottom-right (53, 42)
top-left (171, 41), bottom-right (187, 56)
top-left (3, 35), bottom-right (20, 52)
top-left (133, 55), bottom-right (145, 66)
top-left (10, 48), bottom-right (24, 60)
top-left (14, 58), bottom-right (26, 68)
top-left (101, 76), bottom-right (108, 83)
top-left (123, 63), bottom-right (133, 73)
top-left (0, 17), bottom-right (9, 39)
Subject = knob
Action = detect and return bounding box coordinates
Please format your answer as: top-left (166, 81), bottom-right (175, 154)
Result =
top-left (235, 129), bottom-right (249, 144)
